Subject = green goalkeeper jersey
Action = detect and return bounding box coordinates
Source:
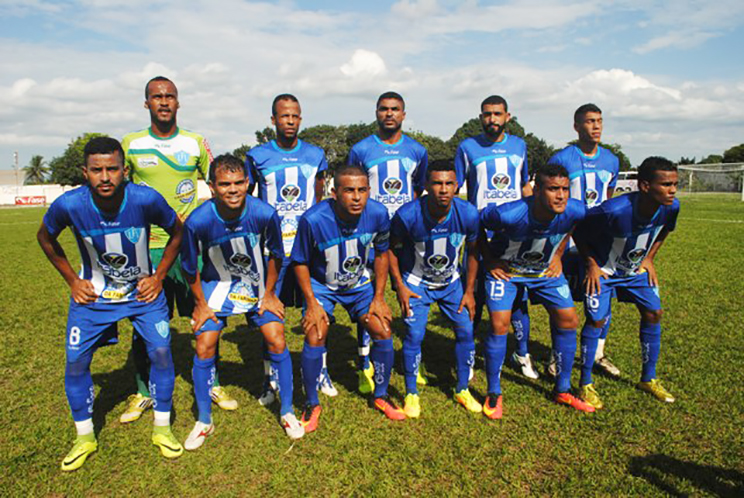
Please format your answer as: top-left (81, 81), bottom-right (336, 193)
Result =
top-left (122, 127), bottom-right (213, 248)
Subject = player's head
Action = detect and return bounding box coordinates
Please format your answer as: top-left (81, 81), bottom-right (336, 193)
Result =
top-left (425, 159), bottom-right (458, 210)
top-left (376, 91), bottom-right (406, 133)
top-left (82, 136), bottom-right (127, 200)
top-left (637, 156), bottom-right (678, 206)
top-left (208, 154), bottom-right (248, 212)
top-left (480, 95), bottom-right (511, 140)
top-left (144, 76), bottom-right (179, 126)
top-left (332, 164), bottom-right (370, 219)
top-left (573, 103), bottom-right (603, 145)
top-left (533, 163), bottom-right (570, 215)
top-left (271, 94), bottom-right (302, 141)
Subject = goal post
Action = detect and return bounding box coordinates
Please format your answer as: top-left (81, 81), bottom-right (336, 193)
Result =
top-left (676, 163), bottom-right (744, 200)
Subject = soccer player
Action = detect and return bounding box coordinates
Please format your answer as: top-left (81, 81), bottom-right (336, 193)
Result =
top-left (291, 164), bottom-right (404, 432)
top-left (454, 95), bottom-right (539, 380)
top-left (181, 155), bottom-right (303, 449)
top-left (245, 94), bottom-right (332, 404)
top-left (480, 164), bottom-right (595, 418)
top-left (37, 137), bottom-right (184, 471)
top-left (389, 160), bottom-right (480, 418)
top-left (120, 77), bottom-right (238, 422)
top-left (574, 157), bottom-right (679, 408)
top-left (549, 103), bottom-right (621, 378)
top-left (348, 91), bottom-right (428, 392)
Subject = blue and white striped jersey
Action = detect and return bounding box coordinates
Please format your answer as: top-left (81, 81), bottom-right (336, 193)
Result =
top-left (43, 183), bottom-right (176, 303)
top-left (245, 139), bottom-right (328, 256)
top-left (348, 134), bottom-right (428, 216)
top-left (549, 145), bottom-right (619, 208)
top-left (181, 197), bottom-right (283, 315)
top-left (481, 197), bottom-right (587, 277)
top-left (575, 192), bottom-right (679, 277)
top-left (454, 134), bottom-right (529, 211)
top-left (391, 197), bottom-right (479, 289)
top-left (290, 199), bottom-right (390, 292)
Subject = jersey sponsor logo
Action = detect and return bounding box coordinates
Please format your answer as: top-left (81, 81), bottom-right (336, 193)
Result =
top-left (627, 248), bottom-right (646, 264)
top-left (449, 233), bottom-right (465, 249)
top-left (174, 151), bottom-right (191, 166)
top-left (281, 184), bottom-right (301, 202)
top-left (98, 252), bottom-right (141, 279)
top-left (491, 173), bottom-right (511, 190)
top-left (230, 252), bottom-right (253, 268)
top-left (521, 251), bottom-right (545, 263)
top-left (276, 184), bottom-right (307, 213)
top-left (228, 281), bottom-right (258, 307)
top-left (281, 218), bottom-right (298, 239)
top-left (427, 254), bottom-right (450, 271)
top-left (102, 281), bottom-right (135, 300)
top-left (175, 179), bottom-right (196, 204)
top-left (137, 157), bottom-right (158, 169)
top-left (376, 193), bottom-right (411, 206)
top-left (586, 189), bottom-right (599, 205)
top-left (383, 177), bottom-right (403, 195)
top-left (342, 255), bottom-right (362, 274)
top-left (225, 252), bottom-right (261, 282)
top-left (125, 227), bottom-right (143, 244)
top-left (155, 320), bottom-right (170, 338)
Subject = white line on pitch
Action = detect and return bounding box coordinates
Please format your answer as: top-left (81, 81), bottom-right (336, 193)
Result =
top-left (681, 217), bottom-right (744, 224)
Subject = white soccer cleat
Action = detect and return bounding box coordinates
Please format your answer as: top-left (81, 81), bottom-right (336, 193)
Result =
top-left (281, 413), bottom-right (305, 440)
top-left (258, 388), bottom-right (276, 406)
top-left (511, 352), bottom-right (540, 380)
top-left (210, 386), bottom-right (238, 410)
top-left (184, 421), bottom-right (215, 451)
top-left (318, 369), bottom-right (338, 397)
top-left (547, 352), bottom-right (558, 378)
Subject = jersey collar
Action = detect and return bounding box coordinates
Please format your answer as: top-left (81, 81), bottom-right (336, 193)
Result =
top-left (87, 183), bottom-right (129, 218)
top-left (148, 127), bottom-right (180, 140)
top-left (373, 134), bottom-right (404, 147)
top-left (422, 196), bottom-right (453, 226)
top-left (210, 198), bottom-right (248, 225)
top-left (270, 139), bottom-right (302, 154)
top-left (574, 144), bottom-right (601, 161)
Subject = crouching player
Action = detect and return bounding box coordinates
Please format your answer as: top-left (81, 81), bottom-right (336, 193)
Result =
top-left (292, 164), bottom-right (404, 432)
top-left (181, 155), bottom-right (303, 449)
top-left (574, 157), bottom-right (679, 408)
top-left (480, 164), bottom-right (595, 417)
top-left (389, 160), bottom-right (481, 418)
top-left (37, 137), bottom-right (183, 471)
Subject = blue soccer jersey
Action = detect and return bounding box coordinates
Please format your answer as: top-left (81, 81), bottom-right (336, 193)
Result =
top-left (43, 183), bottom-right (177, 303)
top-left (391, 197), bottom-right (479, 289)
top-left (575, 192), bottom-right (679, 277)
top-left (245, 139), bottom-right (328, 256)
top-left (348, 134), bottom-right (428, 216)
top-left (455, 134), bottom-right (529, 211)
top-left (481, 198), bottom-right (587, 276)
top-left (181, 196), bottom-right (284, 315)
top-left (290, 199), bottom-right (390, 292)
top-left (549, 145), bottom-right (619, 208)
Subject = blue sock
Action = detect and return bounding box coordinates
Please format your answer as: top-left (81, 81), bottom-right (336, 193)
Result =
top-left (600, 311), bottom-right (612, 340)
top-left (192, 355), bottom-right (216, 424)
top-left (65, 354), bottom-right (95, 422)
top-left (357, 323), bottom-right (371, 370)
top-left (639, 322), bottom-right (662, 382)
top-left (552, 327), bottom-right (577, 393)
top-left (147, 346), bottom-right (175, 413)
top-left (402, 344), bottom-right (421, 395)
top-left (371, 338), bottom-right (394, 398)
top-left (269, 348), bottom-right (294, 416)
top-left (301, 343), bottom-right (324, 406)
top-left (512, 306), bottom-right (531, 357)
top-left (580, 324), bottom-right (601, 386)
top-left (454, 327), bottom-right (475, 392)
top-left (484, 333), bottom-right (507, 395)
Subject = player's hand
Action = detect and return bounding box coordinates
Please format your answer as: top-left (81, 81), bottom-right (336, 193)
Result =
top-left (259, 291), bottom-right (285, 319)
top-left (584, 263), bottom-right (609, 297)
top-left (544, 255), bottom-right (563, 278)
top-left (191, 303), bottom-right (219, 333)
top-left (638, 259), bottom-right (659, 288)
top-left (70, 278), bottom-right (98, 304)
top-left (303, 302), bottom-right (330, 342)
top-left (396, 284), bottom-right (421, 318)
top-left (488, 259), bottom-right (512, 281)
top-left (458, 291), bottom-right (476, 320)
top-left (366, 296), bottom-right (392, 333)
top-left (136, 275), bottom-right (163, 303)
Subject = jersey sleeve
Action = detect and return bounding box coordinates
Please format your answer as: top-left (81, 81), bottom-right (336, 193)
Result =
top-left (347, 145), bottom-right (361, 167)
top-left (245, 151), bottom-right (258, 186)
top-left (290, 215), bottom-right (313, 266)
top-left (520, 143), bottom-right (530, 186)
top-left (42, 196), bottom-right (71, 237)
top-left (547, 151), bottom-right (563, 167)
top-left (198, 136), bottom-right (213, 180)
top-left (465, 205), bottom-right (480, 242)
top-left (265, 209), bottom-right (284, 259)
top-left (181, 220), bottom-right (200, 277)
top-left (665, 201), bottom-right (680, 232)
top-left (145, 189), bottom-right (177, 230)
top-left (479, 204), bottom-right (502, 232)
top-left (373, 210), bottom-right (391, 253)
top-left (608, 156), bottom-right (620, 189)
top-left (454, 143), bottom-right (468, 188)
top-left (413, 148), bottom-right (429, 192)
top-left (317, 152), bottom-right (329, 174)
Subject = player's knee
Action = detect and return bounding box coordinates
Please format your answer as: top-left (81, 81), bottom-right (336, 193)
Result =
top-left (195, 340), bottom-right (217, 360)
top-left (490, 315), bottom-right (510, 335)
top-left (148, 347), bottom-right (174, 371)
top-left (553, 309), bottom-right (579, 330)
top-left (304, 330), bottom-right (327, 347)
top-left (405, 328), bottom-right (425, 348)
top-left (65, 355), bottom-right (92, 378)
top-left (642, 308), bottom-right (662, 324)
top-left (454, 327), bottom-right (474, 343)
top-left (589, 318), bottom-right (606, 329)
top-left (264, 332), bottom-right (286, 354)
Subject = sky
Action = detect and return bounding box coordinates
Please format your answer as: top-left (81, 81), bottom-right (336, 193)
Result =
top-left (1, 0), bottom-right (743, 173)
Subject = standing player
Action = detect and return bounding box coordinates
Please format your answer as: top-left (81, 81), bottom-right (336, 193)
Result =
top-left (181, 155), bottom-right (303, 449)
top-left (291, 165), bottom-right (405, 432)
top-left (549, 103), bottom-right (620, 377)
top-left (245, 94), bottom-right (332, 403)
top-left (389, 160), bottom-right (481, 418)
top-left (480, 164), bottom-right (594, 418)
top-left (454, 95), bottom-right (538, 380)
top-left (574, 157), bottom-right (679, 408)
top-left (120, 77), bottom-right (238, 422)
top-left (348, 91), bottom-right (428, 392)
top-left (37, 137), bottom-right (184, 471)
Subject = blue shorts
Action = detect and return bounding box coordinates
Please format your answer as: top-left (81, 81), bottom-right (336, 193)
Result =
top-left (485, 274), bottom-right (574, 312)
top-left (66, 293), bottom-right (170, 363)
top-left (276, 258), bottom-right (303, 308)
top-left (584, 272), bottom-right (661, 322)
top-left (195, 309), bottom-right (283, 335)
top-left (306, 281), bottom-right (374, 322)
top-left (404, 279), bottom-right (473, 332)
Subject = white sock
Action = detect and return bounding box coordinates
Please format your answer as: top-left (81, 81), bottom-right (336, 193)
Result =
top-left (595, 338), bottom-right (606, 360)
top-left (75, 419), bottom-right (94, 437)
top-left (153, 410), bottom-right (171, 427)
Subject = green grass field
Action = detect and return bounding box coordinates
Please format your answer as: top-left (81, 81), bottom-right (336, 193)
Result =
top-left (1, 193), bottom-right (742, 496)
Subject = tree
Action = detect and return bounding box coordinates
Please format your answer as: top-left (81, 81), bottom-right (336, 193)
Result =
top-left (23, 155), bottom-right (49, 185)
top-left (407, 131), bottom-right (450, 163)
top-left (231, 144), bottom-right (252, 161)
top-left (722, 144), bottom-right (744, 163)
top-left (678, 156), bottom-right (696, 165)
top-left (49, 133), bottom-right (108, 185)
top-left (255, 127), bottom-right (276, 145)
top-left (523, 133), bottom-right (556, 174)
top-left (699, 154), bottom-right (723, 164)
top-left (299, 124), bottom-right (349, 170)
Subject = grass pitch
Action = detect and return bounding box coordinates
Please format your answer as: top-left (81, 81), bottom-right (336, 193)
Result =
top-left (0, 193), bottom-right (742, 496)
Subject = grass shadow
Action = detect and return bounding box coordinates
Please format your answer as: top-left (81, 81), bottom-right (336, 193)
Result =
top-left (629, 454), bottom-right (744, 497)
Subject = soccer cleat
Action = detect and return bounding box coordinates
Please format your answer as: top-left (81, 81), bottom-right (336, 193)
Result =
top-left (454, 388), bottom-right (483, 413)
top-left (358, 364), bottom-right (375, 394)
top-left (578, 383), bottom-right (604, 410)
top-left (281, 413), bottom-right (305, 440)
top-left (258, 387), bottom-right (276, 406)
top-left (511, 352), bottom-right (540, 380)
top-left (637, 379), bottom-right (675, 403)
top-left (318, 369), bottom-right (339, 397)
top-left (404, 393), bottom-right (421, 418)
top-left (546, 354), bottom-right (558, 378)
top-left (210, 386), bottom-right (238, 411)
top-left (373, 396), bottom-right (407, 421)
top-left (119, 393), bottom-right (153, 423)
top-left (595, 356), bottom-right (621, 377)
top-left (60, 436), bottom-right (97, 472)
top-left (152, 426), bottom-right (184, 459)
top-left (184, 421), bottom-right (215, 451)
top-left (301, 404), bottom-right (322, 433)
top-left (483, 394), bottom-right (503, 420)
top-left (554, 392), bottom-right (596, 413)
top-left (416, 364), bottom-right (428, 386)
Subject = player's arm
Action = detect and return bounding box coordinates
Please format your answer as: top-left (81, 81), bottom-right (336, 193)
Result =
top-left (137, 210), bottom-right (184, 303)
top-left (388, 234), bottom-right (420, 318)
top-left (259, 211), bottom-right (285, 318)
top-left (544, 232), bottom-right (571, 278)
top-left (458, 239), bottom-right (479, 318)
top-left (637, 227), bottom-right (672, 288)
top-left (292, 217), bottom-right (329, 340)
top-left (245, 153), bottom-right (258, 196)
top-left (479, 206), bottom-right (511, 281)
top-left (185, 270), bottom-right (220, 332)
top-left (520, 151), bottom-right (532, 197)
top-left (37, 223), bottom-right (97, 304)
top-left (367, 249), bottom-right (392, 332)
top-left (314, 175), bottom-right (325, 203)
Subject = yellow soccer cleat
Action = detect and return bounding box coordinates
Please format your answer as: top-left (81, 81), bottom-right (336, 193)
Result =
top-left (454, 388), bottom-right (483, 413)
top-left (61, 435), bottom-right (97, 472)
top-left (579, 383), bottom-right (604, 410)
top-left (119, 393), bottom-right (153, 424)
top-left (404, 393), bottom-right (421, 418)
top-left (210, 386), bottom-right (238, 411)
top-left (152, 426), bottom-right (184, 459)
top-left (358, 364), bottom-right (375, 394)
top-left (637, 379), bottom-right (675, 403)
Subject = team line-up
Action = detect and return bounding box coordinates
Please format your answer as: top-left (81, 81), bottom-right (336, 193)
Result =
top-left (36, 76), bottom-right (681, 472)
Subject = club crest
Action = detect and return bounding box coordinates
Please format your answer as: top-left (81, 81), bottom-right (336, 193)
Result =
top-left (125, 227), bottom-right (142, 244)
top-left (174, 151), bottom-right (191, 166)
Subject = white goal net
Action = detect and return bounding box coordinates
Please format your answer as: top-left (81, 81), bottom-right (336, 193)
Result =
top-left (677, 163), bottom-right (744, 200)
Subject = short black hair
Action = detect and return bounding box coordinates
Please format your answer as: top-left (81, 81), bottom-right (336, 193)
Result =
top-left (574, 103), bottom-right (602, 123)
top-left (425, 159), bottom-right (456, 181)
top-left (333, 164), bottom-right (369, 187)
top-left (376, 91), bottom-right (405, 110)
top-left (534, 163), bottom-right (569, 187)
top-left (481, 95), bottom-right (508, 112)
top-left (272, 94), bottom-right (300, 116)
top-left (638, 156), bottom-right (677, 183)
top-left (145, 76), bottom-right (176, 99)
top-left (83, 137), bottom-right (124, 167)
top-left (209, 154), bottom-right (246, 183)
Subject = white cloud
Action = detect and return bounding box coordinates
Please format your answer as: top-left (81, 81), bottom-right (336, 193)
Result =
top-left (340, 50), bottom-right (387, 78)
